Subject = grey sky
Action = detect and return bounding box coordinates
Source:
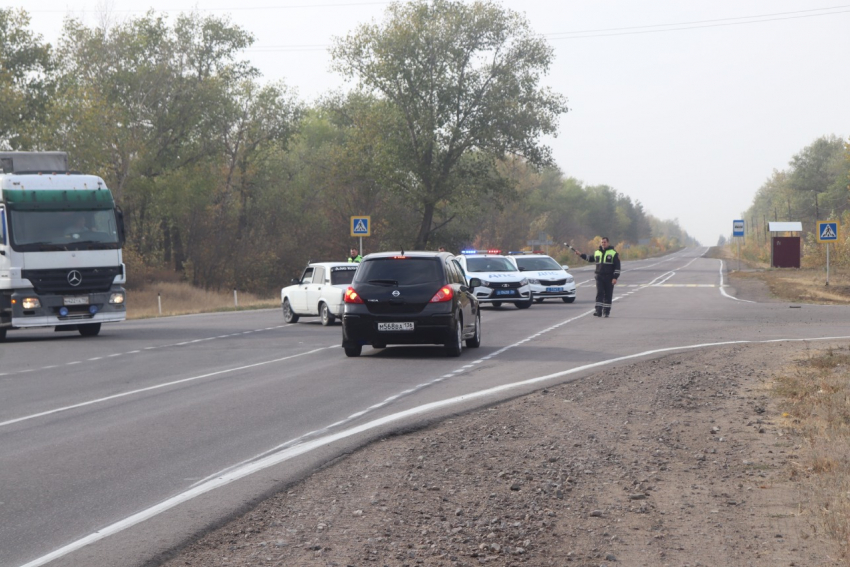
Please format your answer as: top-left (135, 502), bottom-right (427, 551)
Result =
top-left (8, 0), bottom-right (850, 245)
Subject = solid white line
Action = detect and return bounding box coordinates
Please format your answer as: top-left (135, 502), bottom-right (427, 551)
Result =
top-left (21, 333), bottom-right (850, 567)
top-left (0, 347), bottom-right (335, 430)
top-left (718, 260), bottom-right (756, 303)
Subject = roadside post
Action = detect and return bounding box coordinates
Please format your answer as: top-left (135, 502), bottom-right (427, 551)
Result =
top-left (350, 215), bottom-right (371, 256)
top-left (816, 220), bottom-right (839, 286)
top-left (733, 220), bottom-right (745, 271)
top-left (527, 232), bottom-right (554, 255)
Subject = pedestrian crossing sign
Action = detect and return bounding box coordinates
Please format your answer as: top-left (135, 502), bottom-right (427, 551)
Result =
top-left (817, 221), bottom-right (839, 242)
top-left (350, 216), bottom-right (371, 237)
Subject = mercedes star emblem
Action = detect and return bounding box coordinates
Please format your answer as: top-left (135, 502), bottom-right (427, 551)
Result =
top-left (67, 270), bottom-right (83, 287)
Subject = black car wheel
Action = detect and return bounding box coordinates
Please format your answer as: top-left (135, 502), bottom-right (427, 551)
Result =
top-left (320, 302), bottom-right (335, 326)
top-left (535, 298), bottom-right (544, 303)
top-left (445, 316), bottom-right (463, 357)
top-left (344, 344), bottom-right (362, 357)
top-left (515, 298), bottom-right (532, 309)
top-left (491, 301), bottom-right (502, 308)
top-left (562, 297), bottom-right (576, 303)
top-left (283, 299), bottom-right (299, 323)
top-left (465, 311), bottom-right (481, 348)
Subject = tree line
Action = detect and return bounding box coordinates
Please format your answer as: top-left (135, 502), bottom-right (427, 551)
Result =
top-left (734, 135), bottom-right (850, 266)
top-left (0, 2), bottom-right (692, 294)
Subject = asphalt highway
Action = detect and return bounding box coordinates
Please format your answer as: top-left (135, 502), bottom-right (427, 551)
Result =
top-left (3, 247), bottom-right (849, 567)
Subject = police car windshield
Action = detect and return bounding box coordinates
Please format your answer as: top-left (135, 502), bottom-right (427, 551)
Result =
top-left (355, 258), bottom-right (442, 285)
top-left (466, 257), bottom-right (515, 272)
top-left (514, 256), bottom-right (562, 271)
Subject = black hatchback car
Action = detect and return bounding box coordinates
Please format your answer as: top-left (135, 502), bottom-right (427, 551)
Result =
top-left (341, 251), bottom-right (482, 357)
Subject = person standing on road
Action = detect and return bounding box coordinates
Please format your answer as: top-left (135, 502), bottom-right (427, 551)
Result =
top-left (574, 237), bottom-right (620, 317)
top-left (348, 247), bottom-right (363, 263)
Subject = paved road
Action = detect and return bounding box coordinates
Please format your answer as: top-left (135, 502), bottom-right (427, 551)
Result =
top-left (3, 248), bottom-right (848, 567)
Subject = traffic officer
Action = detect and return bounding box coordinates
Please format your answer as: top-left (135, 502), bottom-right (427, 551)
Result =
top-left (574, 237), bottom-right (621, 317)
top-left (348, 247), bottom-right (363, 263)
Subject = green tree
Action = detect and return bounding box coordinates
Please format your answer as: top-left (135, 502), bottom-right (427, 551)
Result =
top-left (0, 8), bottom-right (54, 149)
top-left (331, 0), bottom-right (568, 249)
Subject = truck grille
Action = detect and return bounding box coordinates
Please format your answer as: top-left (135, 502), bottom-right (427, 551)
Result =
top-left (22, 266), bottom-right (122, 294)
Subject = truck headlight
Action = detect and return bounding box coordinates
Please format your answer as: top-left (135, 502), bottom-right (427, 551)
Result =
top-left (22, 297), bottom-right (41, 309)
top-left (109, 292), bottom-right (125, 304)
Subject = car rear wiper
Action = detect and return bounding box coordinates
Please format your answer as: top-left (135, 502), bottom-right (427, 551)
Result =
top-left (367, 279), bottom-right (399, 286)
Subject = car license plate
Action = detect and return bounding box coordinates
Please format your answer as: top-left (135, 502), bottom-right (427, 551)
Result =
top-left (378, 322), bottom-right (414, 331)
top-left (545, 287), bottom-right (563, 292)
top-left (495, 290), bottom-right (515, 296)
top-left (64, 296), bottom-right (89, 306)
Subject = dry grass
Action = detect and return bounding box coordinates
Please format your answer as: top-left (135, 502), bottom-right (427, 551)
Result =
top-left (773, 346), bottom-right (850, 555)
top-left (127, 282), bottom-right (278, 319)
top-left (730, 268), bottom-right (850, 304)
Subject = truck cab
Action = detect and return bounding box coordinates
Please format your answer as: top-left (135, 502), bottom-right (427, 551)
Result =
top-left (0, 152), bottom-right (126, 340)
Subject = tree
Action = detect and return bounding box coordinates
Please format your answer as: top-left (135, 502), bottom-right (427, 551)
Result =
top-left (331, 0), bottom-right (568, 249)
top-left (0, 8), bottom-right (54, 149)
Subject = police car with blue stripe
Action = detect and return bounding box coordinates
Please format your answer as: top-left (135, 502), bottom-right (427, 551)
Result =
top-left (455, 250), bottom-right (533, 309)
top-left (507, 252), bottom-right (576, 303)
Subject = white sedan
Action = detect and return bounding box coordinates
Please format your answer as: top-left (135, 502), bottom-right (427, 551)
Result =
top-left (507, 253), bottom-right (576, 303)
top-left (281, 262), bottom-right (358, 325)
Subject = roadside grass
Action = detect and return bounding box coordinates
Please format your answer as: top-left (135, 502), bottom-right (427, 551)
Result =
top-left (705, 246), bottom-right (850, 304)
top-left (127, 282), bottom-right (278, 320)
top-left (773, 346), bottom-right (850, 556)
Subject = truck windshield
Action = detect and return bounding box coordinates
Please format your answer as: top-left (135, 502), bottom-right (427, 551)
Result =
top-left (8, 209), bottom-right (120, 251)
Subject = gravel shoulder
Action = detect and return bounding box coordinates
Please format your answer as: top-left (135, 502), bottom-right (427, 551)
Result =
top-left (160, 337), bottom-right (845, 567)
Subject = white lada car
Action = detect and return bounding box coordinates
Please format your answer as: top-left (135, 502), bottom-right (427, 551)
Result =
top-left (507, 253), bottom-right (576, 303)
top-left (455, 250), bottom-right (533, 309)
top-left (281, 262), bottom-right (358, 325)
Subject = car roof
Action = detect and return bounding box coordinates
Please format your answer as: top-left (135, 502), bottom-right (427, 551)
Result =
top-left (308, 261), bottom-right (356, 267)
top-left (459, 254), bottom-right (508, 259)
top-left (361, 251), bottom-right (452, 260)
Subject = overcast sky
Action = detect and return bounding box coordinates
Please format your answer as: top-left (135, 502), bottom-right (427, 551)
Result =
top-left (7, 0), bottom-right (850, 245)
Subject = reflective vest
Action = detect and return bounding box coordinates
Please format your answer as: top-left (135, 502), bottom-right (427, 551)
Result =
top-left (594, 249), bottom-right (617, 265)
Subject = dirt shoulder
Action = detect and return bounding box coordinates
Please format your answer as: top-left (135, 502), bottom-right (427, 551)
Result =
top-left (161, 341), bottom-right (845, 567)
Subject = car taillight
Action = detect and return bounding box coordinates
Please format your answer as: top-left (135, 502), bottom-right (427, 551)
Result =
top-left (430, 286), bottom-right (454, 302)
top-left (344, 287), bottom-right (364, 304)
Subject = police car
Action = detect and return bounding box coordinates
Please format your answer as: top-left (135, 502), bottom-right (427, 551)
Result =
top-left (455, 250), bottom-right (533, 308)
top-left (507, 252), bottom-right (576, 303)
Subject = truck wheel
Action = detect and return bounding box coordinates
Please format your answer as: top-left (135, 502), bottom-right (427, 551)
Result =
top-left (78, 323), bottom-right (101, 337)
top-left (283, 299), bottom-right (299, 323)
top-left (320, 302), bottom-right (335, 326)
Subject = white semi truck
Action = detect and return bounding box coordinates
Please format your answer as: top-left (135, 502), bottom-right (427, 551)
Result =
top-left (0, 151), bottom-right (126, 340)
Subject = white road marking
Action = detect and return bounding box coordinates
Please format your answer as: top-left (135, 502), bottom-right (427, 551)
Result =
top-left (22, 332), bottom-right (850, 567)
top-left (718, 260), bottom-right (756, 303)
top-left (0, 347), bottom-right (335, 430)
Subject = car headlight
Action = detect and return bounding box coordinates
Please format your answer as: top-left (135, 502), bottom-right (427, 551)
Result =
top-left (565, 276), bottom-right (574, 283)
top-left (22, 297), bottom-right (41, 309)
top-left (527, 278), bottom-right (540, 285)
top-left (480, 280), bottom-right (491, 288)
top-left (109, 292), bottom-right (125, 304)
top-left (520, 278), bottom-right (528, 286)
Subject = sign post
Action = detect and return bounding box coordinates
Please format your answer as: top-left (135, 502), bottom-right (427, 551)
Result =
top-left (816, 221), bottom-right (839, 286)
top-left (732, 220), bottom-right (745, 271)
top-left (350, 216), bottom-right (371, 256)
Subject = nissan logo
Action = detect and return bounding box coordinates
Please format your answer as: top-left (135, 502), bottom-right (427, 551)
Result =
top-left (391, 290), bottom-right (401, 297)
top-left (67, 270), bottom-right (83, 287)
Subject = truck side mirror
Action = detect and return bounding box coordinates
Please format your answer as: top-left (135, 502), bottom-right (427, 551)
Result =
top-left (115, 205), bottom-right (126, 246)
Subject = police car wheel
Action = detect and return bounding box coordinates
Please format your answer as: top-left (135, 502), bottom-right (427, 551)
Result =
top-left (535, 298), bottom-right (544, 303)
top-left (491, 302), bottom-right (502, 308)
top-left (562, 297), bottom-right (575, 303)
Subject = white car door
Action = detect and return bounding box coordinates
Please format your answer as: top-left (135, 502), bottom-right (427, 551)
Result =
top-left (291, 266), bottom-right (313, 312)
top-left (305, 266), bottom-right (326, 315)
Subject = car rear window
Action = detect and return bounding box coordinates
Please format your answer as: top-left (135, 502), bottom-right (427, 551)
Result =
top-left (330, 266), bottom-right (357, 285)
top-left (355, 257), bottom-right (442, 285)
top-left (514, 256), bottom-right (562, 271)
top-left (467, 257), bottom-right (515, 272)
